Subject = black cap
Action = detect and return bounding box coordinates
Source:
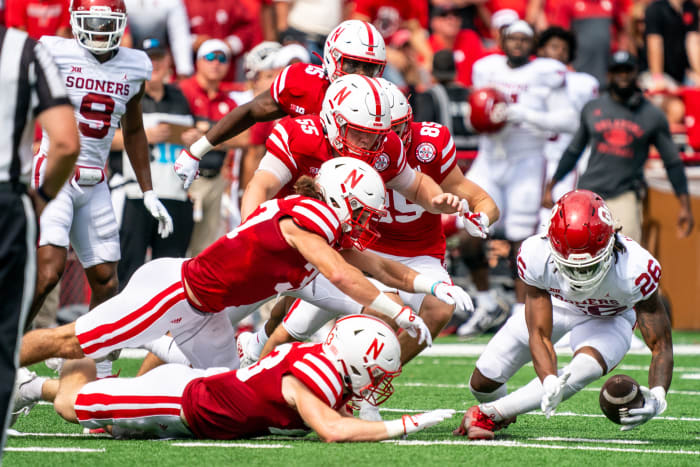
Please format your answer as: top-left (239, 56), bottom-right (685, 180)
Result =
top-left (432, 49), bottom-right (456, 82)
top-left (608, 51), bottom-right (637, 71)
top-left (142, 38), bottom-right (167, 57)
top-left (433, 6), bottom-right (458, 17)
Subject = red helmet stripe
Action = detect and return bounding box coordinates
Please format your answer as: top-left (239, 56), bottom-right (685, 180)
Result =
top-left (363, 21), bottom-right (375, 56)
top-left (360, 75), bottom-right (382, 124)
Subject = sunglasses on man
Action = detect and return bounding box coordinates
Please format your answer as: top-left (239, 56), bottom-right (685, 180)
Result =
top-left (203, 51), bottom-right (228, 63)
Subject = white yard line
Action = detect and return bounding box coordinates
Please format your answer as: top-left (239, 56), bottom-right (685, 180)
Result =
top-left (7, 431), bottom-right (106, 438)
top-left (5, 447), bottom-right (105, 453)
top-left (532, 437), bottom-right (649, 444)
top-left (378, 407), bottom-right (700, 421)
top-left (170, 442), bottom-right (291, 449)
top-left (681, 373), bottom-right (700, 380)
top-left (383, 439), bottom-right (700, 455)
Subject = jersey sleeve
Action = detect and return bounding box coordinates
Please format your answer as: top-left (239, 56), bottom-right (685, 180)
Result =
top-left (437, 126), bottom-right (457, 181)
top-left (266, 119), bottom-right (301, 178)
top-left (289, 197), bottom-right (342, 245)
top-left (290, 352), bottom-right (344, 408)
top-left (517, 236), bottom-right (548, 289)
top-left (536, 58), bottom-right (567, 89)
top-left (271, 63), bottom-right (327, 117)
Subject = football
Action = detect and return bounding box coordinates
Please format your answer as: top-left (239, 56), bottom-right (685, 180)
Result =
top-left (467, 87), bottom-right (508, 133)
top-left (599, 374), bottom-right (645, 424)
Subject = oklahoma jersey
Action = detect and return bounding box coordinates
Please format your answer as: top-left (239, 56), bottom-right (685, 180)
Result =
top-left (271, 63), bottom-right (329, 117)
top-left (472, 55), bottom-right (567, 159)
top-left (182, 195), bottom-right (341, 313)
top-left (264, 114), bottom-right (411, 196)
top-left (38, 36), bottom-right (151, 167)
top-left (371, 121), bottom-right (457, 259)
top-left (182, 342), bottom-right (347, 439)
top-left (518, 235), bottom-right (661, 317)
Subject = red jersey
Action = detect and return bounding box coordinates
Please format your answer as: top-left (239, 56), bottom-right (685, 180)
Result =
top-left (370, 122), bottom-right (457, 259)
top-left (429, 30), bottom-right (486, 87)
top-left (353, 0), bottom-right (429, 42)
top-left (182, 196), bottom-right (341, 313)
top-left (178, 76), bottom-right (238, 122)
top-left (265, 114), bottom-right (409, 197)
top-left (5, 0), bottom-right (70, 39)
top-left (182, 342), bottom-right (347, 440)
top-left (271, 62), bottom-right (330, 117)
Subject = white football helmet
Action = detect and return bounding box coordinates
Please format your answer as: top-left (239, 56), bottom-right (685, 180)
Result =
top-left (323, 20), bottom-right (386, 82)
top-left (320, 74), bottom-right (391, 165)
top-left (70, 0), bottom-right (127, 54)
top-left (376, 78), bottom-right (413, 148)
top-left (315, 157), bottom-right (386, 250)
top-left (243, 41), bottom-right (282, 80)
top-left (323, 314), bottom-right (401, 406)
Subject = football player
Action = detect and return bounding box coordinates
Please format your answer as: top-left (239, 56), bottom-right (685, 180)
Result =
top-left (30, 0), bottom-right (173, 374)
top-left (21, 315), bottom-right (455, 441)
top-left (454, 190), bottom-right (673, 439)
top-left (457, 20), bottom-right (579, 338)
top-left (174, 19), bottom-right (387, 189)
top-left (16, 158), bottom-right (464, 377)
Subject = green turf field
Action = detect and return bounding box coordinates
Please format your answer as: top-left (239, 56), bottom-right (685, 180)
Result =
top-left (5, 331), bottom-right (700, 466)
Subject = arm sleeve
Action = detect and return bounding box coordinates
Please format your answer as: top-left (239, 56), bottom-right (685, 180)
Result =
top-left (257, 151), bottom-right (294, 186)
top-left (168, 0), bottom-right (194, 76)
top-left (517, 87), bottom-right (579, 134)
top-left (652, 113), bottom-right (689, 196)
top-left (31, 41), bottom-right (71, 116)
top-left (385, 164), bottom-right (417, 192)
top-left (551, 112), bottom-right (589, 182)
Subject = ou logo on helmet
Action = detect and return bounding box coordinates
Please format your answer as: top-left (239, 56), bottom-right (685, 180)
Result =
top-left (598, 205), bottom-right (613, 226)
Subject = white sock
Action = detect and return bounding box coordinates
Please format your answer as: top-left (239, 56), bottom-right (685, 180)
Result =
top-left (25, 376), bottom-right (48, 402)
top-left (250, 326), bottom-right (269, 359)
top-left (469, 374), bottom-right (507, 403)
top-left (95, 360), bottom-right (113, 379)
top-left (143, 335), bottom-right (191, 366)
top-left (475, 290), bottom-right (496, 310)
top-left (480, 376), bottom-right (543, 422)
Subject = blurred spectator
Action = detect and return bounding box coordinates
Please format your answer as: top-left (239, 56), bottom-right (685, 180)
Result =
top-left (545, 51), bottom-right (694, 242)
top-left (626, 1), bottom-right (649, 72)
top-left (114, 39), bottom-right (199, 286)
top-left (124, 0), bottom-right (194, 78)
top-left (428, 6), bottom-right (485, 86)
top-left (179, 39), bottom-right (243, 255)
top-left (414, 49), bottom-right (478, 154)
top-left (644, 0), bottom-right (700, 88)
top-left (430, 0), bottom-right (484, 32)
top-left (274, 0), bottom-right (342, 64)
top-left (485, 7), bottom-right (519, 51)
top-left (184, 0), bottom-right (258, 81)
top-left (5, 0), bottom-right (71, 39)
top-left (386, 28), bottom-right (433, 91)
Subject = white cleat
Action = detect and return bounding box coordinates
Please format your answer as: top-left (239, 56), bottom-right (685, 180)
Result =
top-left (236, 331), bottom-right (258, 368)
top-left (358, 399), bottom-right (382, 421)
top-left (456, 302), bottom-right (509, 339)
top-left (10, 368), bottom-right (40, 426)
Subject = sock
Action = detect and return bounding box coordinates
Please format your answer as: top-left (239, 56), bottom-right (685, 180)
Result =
top-left (143, 335), bottom-right (190, 366)
top-left (475, 290), bottom-right (496, 311)
top-left (251, 326), bottom-right (269, 360)
top-left (95, 360), bottom-right (113, 379)
top-left (24, 376), bottom-right (47, 402)
top-left (469, 375), bottom-right (507, 403)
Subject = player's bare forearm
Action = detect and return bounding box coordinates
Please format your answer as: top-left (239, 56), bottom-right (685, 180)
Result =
top-left (524, 286), bottom-right (557, 380)
top-left (123, 84), bottom-right (153, 192)
top-left (440, 167), bottom-right (499, 222)
top-left (341, 249), bottom-right (416, 292)
top-left (240, 170), bottom-right (283, 220)
top-left (635, 291), bottom-right (674, 391)
top-left (206, 90), bottom-right (285, 145)
top-left (404, 171), bottom-right (447, 214)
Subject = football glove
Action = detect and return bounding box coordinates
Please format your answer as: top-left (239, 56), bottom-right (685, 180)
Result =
top-left (432, 281), bottom-right (475, 317)
top-left (174, 148), bottom-right (200, 190)
top-left (619, 386), bottom-right (667, 431)
top-left (541, 369), bottom-right (571, 419)
top-left (143, 190), bottom-right (174, 239)
top-left (459, 199), bottom-right (490, 239)
top-left (385, 409), bottom-right (456, 437)
top-left (393, 306), bottom-right (432, 347)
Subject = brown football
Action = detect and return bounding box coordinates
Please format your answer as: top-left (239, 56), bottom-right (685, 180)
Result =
top-left (599, 374), bottom-right (645, 424)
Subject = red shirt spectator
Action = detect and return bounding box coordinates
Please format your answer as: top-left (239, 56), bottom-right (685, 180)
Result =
top-left (179, 77), bottom-right (237, 122)
top-left (5, 0), bottom-right (70, 39)
top-left (486, 0), bottom-right (528, 19)
top-left (352, 0), bottom-right (428, 43)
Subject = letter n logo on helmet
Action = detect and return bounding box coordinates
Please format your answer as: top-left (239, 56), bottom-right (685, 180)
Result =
top-left (366, 337), bottom-right (385, 359)
top-left (343, 169), bottom-right (364, 189)
top-left (333, 86), bottom-right (352, 106)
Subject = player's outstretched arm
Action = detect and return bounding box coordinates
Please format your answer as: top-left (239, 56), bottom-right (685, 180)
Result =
top-left (440, 166), bottom-right (500, 224)
top-left (240, 168), bottom-right (284, 220)
top-left (397, 170), bottom-right (461, 215)
top-left (524, 284), bottom-right (557, 380)
top-left (206, 89), bottom-right (285, 146)
top-left (284, 375), bottom-right (455, 442)
top-left (123, 83), bottom-right (154, 194)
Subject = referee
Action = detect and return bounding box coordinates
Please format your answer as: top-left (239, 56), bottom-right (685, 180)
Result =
top-left (0, 26), bottom-right (79, 458)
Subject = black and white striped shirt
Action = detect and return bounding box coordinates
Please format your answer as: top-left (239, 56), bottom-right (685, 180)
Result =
top-left (0, 26), bottom-right (70, 185)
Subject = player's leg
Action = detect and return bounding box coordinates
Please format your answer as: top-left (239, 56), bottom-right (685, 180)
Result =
top-left (84, 261), bottom-right (119, 310)
top-left (172, 310), bottom-right (239, 369)
top-left (116, 198), bottom-right (152, 289)
top-left (248, 296), bottom-right (295, 363)
top-left (53, 358), bottom-right (97, 424)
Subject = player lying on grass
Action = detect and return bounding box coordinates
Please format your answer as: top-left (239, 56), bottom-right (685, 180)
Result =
top-left (16, 315), bottom-right (455, 441)
top-left (16, 158), bottom-right (472, 373)
top-left (454, 190), bottom-right (673, 439)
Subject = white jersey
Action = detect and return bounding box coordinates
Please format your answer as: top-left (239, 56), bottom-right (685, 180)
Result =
top-left (38, 36), bottom-right (152, 168)
top-left (472, 55), bottom-right (567, 159)
top-left (518, 235), bottom-right (661, 317)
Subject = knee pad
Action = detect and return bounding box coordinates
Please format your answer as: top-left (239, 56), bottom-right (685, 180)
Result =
top-left (469, 373), bottom-right (508, 403)
top-left (560, 353), bottom-right (604, 401)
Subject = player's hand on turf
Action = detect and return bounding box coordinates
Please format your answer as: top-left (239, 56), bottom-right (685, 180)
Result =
top-left (460, 200), bottom-right (489, 239)
top-left (400, 409), bottom-right (457, 435)
top-left (143, 190), bottom-right (174, 238)
top-left (541, 369), bottom-right (571, 418)
top-left (431, 193), bottom-right (461, 214)
top-left (432, 281), bottom-right (474, 316)
top-left (619, 386), bottom-right (667, 431)
top-left (393, 306), bottom-right (432, 347)
top-left (174, 148), bottom-right (200, 190)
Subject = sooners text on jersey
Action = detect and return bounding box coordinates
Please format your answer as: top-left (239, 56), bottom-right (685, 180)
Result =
top-left (182, 196), bottom-right (341, 312)
top-left (182, 342), bottom-right (347, 439)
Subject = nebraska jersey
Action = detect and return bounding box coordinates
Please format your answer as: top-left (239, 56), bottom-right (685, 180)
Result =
top-left (517, 235), bottom-right (661, 317)
top-left (271, 63), bottom-right (330, 117)
top-left (472, 55), bottom-right (567, 159)
top-left (182, 342), bottom-right (347, 439)
top-left (370, 121), bottom-right (457, 259)
top-left (182, 195), bottom-right (341, 313)
top-left (37, 36), bottom-right (151, 167)
top-left (264, 114), bottom-right (410, 196)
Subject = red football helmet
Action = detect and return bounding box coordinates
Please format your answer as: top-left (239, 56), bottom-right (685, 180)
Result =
top-left (548, 190), bottom-right (616, 292)
top-left (70, 0), bottom-right (127, 54)
top-left (467, 87), bottom-right (508, 133)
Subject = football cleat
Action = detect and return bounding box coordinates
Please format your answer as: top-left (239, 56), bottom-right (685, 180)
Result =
top-left (236, 331), bottom-right (258, 368)
top-left (456, 299), bottom-right (509, 339)
top-left (10, 368), bottom-right (40, 426)
top-left (453, 406), bottom-right (496, 440)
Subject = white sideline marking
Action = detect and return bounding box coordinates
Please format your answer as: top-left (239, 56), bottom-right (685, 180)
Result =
top-left (8, 431), bottom-right (106, 438)
top-left (532, 437), bottom-right (649, 445)
top-left (681, 373), bottom-right (700, 380)
top-left (378, 408), bottom-right (700, 421)
top-left (5, 447), bottom-right (105, 453)
top-left (617, 365), bottom-right (700, 372)
top-left (384, 439), bottom-right (700, 455)
top-left (395, 382), bottom-right (700, 396)
top-left (171, 442), bottom-right (291, 449)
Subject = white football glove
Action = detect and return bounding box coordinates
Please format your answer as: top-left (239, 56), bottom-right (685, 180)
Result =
top-left (143, 190), bottom-right (174, 239)
top-left (505, 103), bottom-right (530, 124)
top-left (619, 386), bottom-right (667, 431)
top-left (459, 199), bottom-right (490, 239)
top-left (174, 148), bottom-right (200, 190)
top-left (393, 306), bottom-right (432, 347)
top-left (432, 281), bottom-right (475, 316)
top-left (398, 409), bottom-right (456, 435)
top-left (541, 369), bottom-right (571, 418)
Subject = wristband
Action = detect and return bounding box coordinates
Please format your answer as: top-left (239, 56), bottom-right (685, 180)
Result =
top-left (369, 293), bottom-right (403, 319)
top-left (650, 386), bottom-right (666, 403)
top-left (189, 136), bottom-right (214, 160)
top-left (383, 418), bottom-right (406, 437)
top-left (36, 185), bottom-right (53, 202)
top-left (413, 274), bottom-right (440, 295)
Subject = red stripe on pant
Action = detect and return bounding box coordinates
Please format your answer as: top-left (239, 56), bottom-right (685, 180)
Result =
top-left (75, 407), bottom-right (182, 422)
top-left (77, 393), bottom-right (182, 406)
top-left (79, 290), bottom-right (186, 356)
top-left (283, 299), bottom-right (303, 324)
